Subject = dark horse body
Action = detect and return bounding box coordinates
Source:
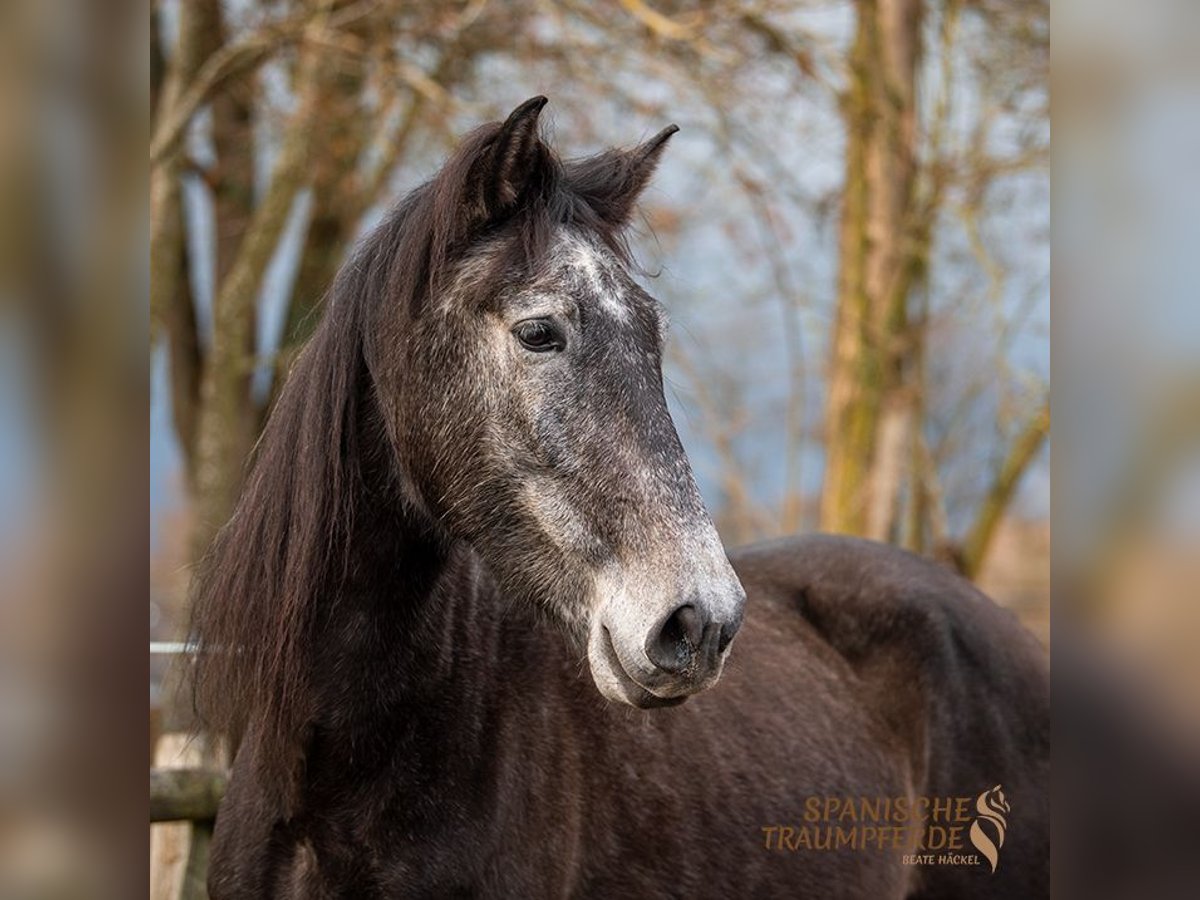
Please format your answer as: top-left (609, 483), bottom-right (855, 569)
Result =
top-left (194, 99), bottom-right (1049, 898)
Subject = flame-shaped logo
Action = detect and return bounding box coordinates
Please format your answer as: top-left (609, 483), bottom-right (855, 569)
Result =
top-left (969, 785), bottom-right (1010, 873)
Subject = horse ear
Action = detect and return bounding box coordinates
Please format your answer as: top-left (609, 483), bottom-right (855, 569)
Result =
top-left (468, 96), bottom-right (551, 223)
top-left (569, 125), bottom-right (679, 228)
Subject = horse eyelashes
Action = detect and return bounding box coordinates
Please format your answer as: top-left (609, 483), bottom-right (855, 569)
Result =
top-left (514, 319), bottom-right (565, 353)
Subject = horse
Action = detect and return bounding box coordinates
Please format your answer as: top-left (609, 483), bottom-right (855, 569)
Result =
top-left (190, 97), bottom-right (1049, 898)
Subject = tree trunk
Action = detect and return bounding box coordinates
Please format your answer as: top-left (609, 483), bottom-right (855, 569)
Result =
top-left (820, 0), bottom-right (922, 538)
top-left (150, 1), bottom-right (214, 486)
top-left (191, 46), bottom-right (334, 557)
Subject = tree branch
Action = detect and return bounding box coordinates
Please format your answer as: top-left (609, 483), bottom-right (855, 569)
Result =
top-left (150, 1), bottom-right (382, 169)
top-left (960, 399), bottom-right (1050, 578)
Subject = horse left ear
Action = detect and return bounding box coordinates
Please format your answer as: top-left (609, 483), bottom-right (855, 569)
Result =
top-left (468, 96), bottom-right (551, 224)
top-left (568, 125), bottom-right (679, 228)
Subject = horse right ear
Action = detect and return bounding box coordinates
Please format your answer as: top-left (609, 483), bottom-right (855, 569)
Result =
top-left (465, 96), bottom-right (551, 225)
top-left (566, 125), bottom-right (678, 229)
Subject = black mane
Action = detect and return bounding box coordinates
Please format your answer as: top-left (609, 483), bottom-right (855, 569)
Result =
top-left (188, 115), bottom-right (652, 783)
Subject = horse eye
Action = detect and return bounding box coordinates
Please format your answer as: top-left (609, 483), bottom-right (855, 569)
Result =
top-left (513, 319), bottom-right (565, 353)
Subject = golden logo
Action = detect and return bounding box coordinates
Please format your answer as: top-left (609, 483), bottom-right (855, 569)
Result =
top-left (968, 785), bottom-right (1010, 873)
top-left (762, 785), bottom-right (1012, 874)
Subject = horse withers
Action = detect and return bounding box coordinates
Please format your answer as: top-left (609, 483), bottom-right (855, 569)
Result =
top-left (190, 97), bottom-right (1049, 898)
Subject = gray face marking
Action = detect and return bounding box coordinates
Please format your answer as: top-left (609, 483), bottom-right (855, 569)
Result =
top-left (555, 232), bottom-right (632, 323)
top-left (439, 242), bottom-right (507, 315)
top-left (427, 225), bottom-right (743, 709)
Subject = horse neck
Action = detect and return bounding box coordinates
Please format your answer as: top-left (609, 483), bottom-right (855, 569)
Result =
top-left (307, 395), bottom-right (512, 755)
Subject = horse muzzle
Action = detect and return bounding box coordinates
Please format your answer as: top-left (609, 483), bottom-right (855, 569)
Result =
top-left (587, 588), bottom-right (745, 709)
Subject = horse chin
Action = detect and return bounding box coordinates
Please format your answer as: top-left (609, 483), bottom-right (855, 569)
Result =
top-left (586, 623), bottom-right (690, 709)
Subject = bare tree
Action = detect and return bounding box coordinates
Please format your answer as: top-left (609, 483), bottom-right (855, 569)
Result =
top-left (820, 0), bottom-right (925, 540)
top-left (816, 0), bottom-right (1048, 574)
top-left (150, 0), bottom-right (1048, 582)
top-left (151, 1), bottom-right (494, 556)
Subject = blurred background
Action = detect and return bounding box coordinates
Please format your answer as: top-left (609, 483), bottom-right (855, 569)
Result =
top-left (146, 0), bottom-right (1051, 707)
top-left (0, 0), bottom-right (1198, 896)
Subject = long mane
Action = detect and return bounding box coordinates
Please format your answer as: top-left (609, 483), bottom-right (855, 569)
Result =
top-left (187, 118), bottom-right (636, 788)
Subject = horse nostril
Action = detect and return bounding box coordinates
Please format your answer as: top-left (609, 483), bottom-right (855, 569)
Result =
top-left (716, 628), bottom-right (733, 654)
top-left (646, 604), bottom-right (704, 673)
top-left (717, 617), bottom-right (740, 654)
